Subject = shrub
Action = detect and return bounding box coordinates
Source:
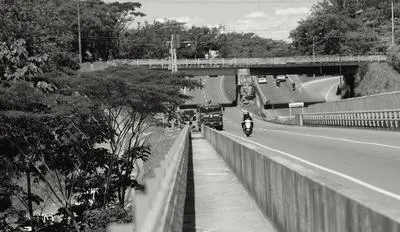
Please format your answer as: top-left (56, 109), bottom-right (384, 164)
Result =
top-left (82, 207), bottom-right (133, 232)
top-left (387, 44), bottom-right (400, 72)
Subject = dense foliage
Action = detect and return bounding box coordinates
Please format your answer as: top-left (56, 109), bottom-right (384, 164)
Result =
top-left (120, 20), bottom-right (297, 59)
top-left (0, 1), bottom-right (202, 231)
top-left (290, 0), bottom-right (400, 55)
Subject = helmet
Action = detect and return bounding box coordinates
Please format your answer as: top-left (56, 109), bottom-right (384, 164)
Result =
top-left (244, 111), bottom-right (250, 117)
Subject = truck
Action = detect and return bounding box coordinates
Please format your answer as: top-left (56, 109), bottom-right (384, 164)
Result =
top-left (196, 103), bottom-right (224, 131)
top-left (180, 109), bottom-right (196, 128)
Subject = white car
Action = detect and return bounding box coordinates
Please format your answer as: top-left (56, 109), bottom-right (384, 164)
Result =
top-left (276, 75), bottom-right (287, 82)
top-left (258, 77), bottom-right (267, 84)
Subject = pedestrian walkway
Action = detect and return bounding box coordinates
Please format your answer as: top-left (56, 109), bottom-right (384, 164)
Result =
top-left (183, 133), bottom-right (277, 232)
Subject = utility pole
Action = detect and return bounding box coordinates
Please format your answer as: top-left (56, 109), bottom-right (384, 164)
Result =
top-left (312, 36), bottom-right (315, 60)
top-left (194, 36), bottom-right (197, 59)
top-left (392, 0), bottom-right (395, 45)
top-left (77, 0), bottom-right (82, 64)
top-left (170, 34), bottom-right (178, 72)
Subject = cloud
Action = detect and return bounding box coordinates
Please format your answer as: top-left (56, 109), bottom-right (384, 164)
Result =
top-left (225, 11), bottom-right (309, 41)
top-left (275, 7), bottom-right (310, 16)
top-left (245, 11), bottom-right (268, 18)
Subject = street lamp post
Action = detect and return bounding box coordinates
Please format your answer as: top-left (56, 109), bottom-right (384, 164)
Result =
top-left (170, 34), bottom-right (178, 72)
top-left (305, 32), bottom-right (320, 60)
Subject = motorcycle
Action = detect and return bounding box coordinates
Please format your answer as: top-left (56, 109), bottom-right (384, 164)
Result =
top-left (242, 119), bottom-right (253, 137)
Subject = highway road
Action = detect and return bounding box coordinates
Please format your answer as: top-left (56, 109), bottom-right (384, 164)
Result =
top-left (185, 76), bottom-right (233, 105)
top-left (299, 76), bottom-right (342, 102)
top-left (258, 75), bottom-right (315, 104)
top-left (190, 75), bottom-right (400, 208)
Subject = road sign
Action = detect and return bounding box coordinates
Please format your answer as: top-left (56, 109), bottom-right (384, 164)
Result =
top-left (289, 102), bottom-right (304, 108)
top-left (289, 102), bottom-right (304, 118)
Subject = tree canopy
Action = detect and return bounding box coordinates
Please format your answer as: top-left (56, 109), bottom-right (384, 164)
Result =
top-left (290, 0), bottom-right (399, 55)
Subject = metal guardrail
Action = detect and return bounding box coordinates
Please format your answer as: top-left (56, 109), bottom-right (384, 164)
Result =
top-left (109, 54), bottom-right (387, 69)
top-left (300, 109), bottom-right (400, 129)
top-left (108, 126), bottom-right (191, 232)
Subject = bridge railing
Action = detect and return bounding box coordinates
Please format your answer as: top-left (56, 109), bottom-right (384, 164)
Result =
top-left (108, 54), bottom-right (387, 69)
top-left (300, 109), bottom-right (400, 129)
top-left (108, 126), bottom-right (191, 232)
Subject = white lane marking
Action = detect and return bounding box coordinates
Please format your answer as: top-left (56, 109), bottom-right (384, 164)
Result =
top-left (269, 129), bottom-right (400, 150)
top-left (300, 76), bottom-right (340, 89)
top-left (219, 76), bottom-right (229, 102)
top-left (222, 131), bottom-right (400, 200)
top-left (325, 82), bottom-right (339, 102)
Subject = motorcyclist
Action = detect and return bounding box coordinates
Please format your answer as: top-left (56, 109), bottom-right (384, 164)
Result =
top-left (242, 112), bottom-right (253, 129)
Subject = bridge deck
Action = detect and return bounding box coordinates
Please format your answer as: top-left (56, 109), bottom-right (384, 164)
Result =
top-left (183, 132), bottom-right (276, 232)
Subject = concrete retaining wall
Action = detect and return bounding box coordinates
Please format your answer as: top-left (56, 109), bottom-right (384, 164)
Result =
top-left (203, 126), bottom-right (400, 232)
top-left (108, 126), bottom-right (191, 232)
top-left (306, 91), bottom-right (400, 113)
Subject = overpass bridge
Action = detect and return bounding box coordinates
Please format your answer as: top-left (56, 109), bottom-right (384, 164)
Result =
top-left (110, 54), bottom-right (386, 76)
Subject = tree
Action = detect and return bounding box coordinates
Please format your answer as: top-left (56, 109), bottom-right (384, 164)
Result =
top-left (289, 0), bottom-right (398, 55)
top-left (0, 85), bottom-right (112, 231)
top-left (74, 66), bottom-right (201, 207)
top-left (122, 20), bottom-right (297, 59)
top-left (0, 0), bottom-right (79, 73)
top-left (60, 0), bottom-right (145, 61)
top-left (218, 32), bottom-right (297, 58)
top-left (0, 39), bottom-right (48, 83)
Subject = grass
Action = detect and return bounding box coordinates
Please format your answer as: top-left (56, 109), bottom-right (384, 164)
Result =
top-left (355, 62), bottom-right (400, 96)
top-left (79, 61), bottom-right (112, 72)
top-left (298, 75), bottom-right (336, 83)
top-left (222, 75), bottom-right (237, 102)
top-left (143, 126), bottom-right (181, 179)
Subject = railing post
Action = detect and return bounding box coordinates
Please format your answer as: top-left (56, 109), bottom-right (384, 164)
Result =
top-left (234, 58), bottom-right (237, 67)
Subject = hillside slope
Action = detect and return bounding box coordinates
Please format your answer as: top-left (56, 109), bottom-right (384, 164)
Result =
top-left (355, 62), bottom-right (400, 96)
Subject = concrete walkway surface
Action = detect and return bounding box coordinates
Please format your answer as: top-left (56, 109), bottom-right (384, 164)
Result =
top-left (183, 132), bottom-right (277, 232)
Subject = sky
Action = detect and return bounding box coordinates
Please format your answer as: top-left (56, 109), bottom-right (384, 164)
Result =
top-left (106, 0), bottom-right (323, 41)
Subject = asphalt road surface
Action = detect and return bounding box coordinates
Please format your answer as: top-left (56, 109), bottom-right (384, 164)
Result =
top-left (299, 76), bottom-right (342, 102)
top-left (185, 76), bottom-right (233, 105)
top-left (191, 75), bottom-right (400, 208)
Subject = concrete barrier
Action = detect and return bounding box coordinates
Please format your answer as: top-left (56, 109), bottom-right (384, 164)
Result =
top-left (203, 126), bottom-right (400, 232)
top-left (305, 91), bottom-right (400, 113)
top-left (108, 126), bottom-right (191, 232)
